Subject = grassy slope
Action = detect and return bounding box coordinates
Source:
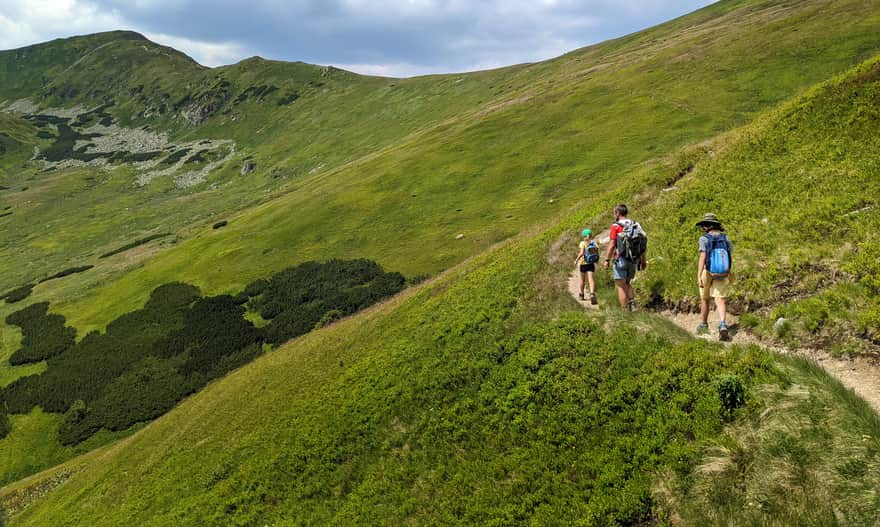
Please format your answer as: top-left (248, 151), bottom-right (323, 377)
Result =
top-left (0, 214), bottom-right (756, 525)
top-left (638, 56), bottom-right (880, 351)
top-left (0, 35), bottom-right (520, 292)
top-left (0, 0), bottom-right (874, 516)
top-left (48, 0), bottom-right (880, 336)
top-left (7, 145), bottom-right (880, 525)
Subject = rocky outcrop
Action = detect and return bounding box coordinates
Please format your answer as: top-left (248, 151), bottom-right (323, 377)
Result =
top-left (241, 160), bottom-right (256, 175)
top-left (180, 103), bottom-right (216, 125)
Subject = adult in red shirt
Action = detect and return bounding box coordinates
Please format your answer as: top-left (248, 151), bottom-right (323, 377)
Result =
top-left (603, 204), bottom-right (646, 310)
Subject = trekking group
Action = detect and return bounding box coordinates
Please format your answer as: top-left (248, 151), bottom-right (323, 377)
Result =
top-left (574, 205), bottom-right (732, 340)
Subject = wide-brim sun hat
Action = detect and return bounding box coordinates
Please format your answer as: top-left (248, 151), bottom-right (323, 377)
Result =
top-left (581, 228), bottom-right (593, 237)
top-left (696, 212), bottom-right (723, 228)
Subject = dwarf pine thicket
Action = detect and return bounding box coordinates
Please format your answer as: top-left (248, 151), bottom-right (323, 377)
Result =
top-left (0, 259), bottom-right (403, 450)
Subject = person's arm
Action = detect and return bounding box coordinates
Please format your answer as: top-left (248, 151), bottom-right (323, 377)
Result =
top-left (574, 244), bottom-right (585, 266)
top-left (604, 233), bottom-right (615, 269)
top-left (697, 251), bottom-right (706, 288)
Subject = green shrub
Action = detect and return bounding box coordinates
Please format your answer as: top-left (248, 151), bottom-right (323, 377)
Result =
top-left (252, 259), bottom-right (405, 344)
top-left (59, 359), bottom-right (188, 445)
top-left (0, 412), bottom-right (10, 439)
top-left (5, 302), bottom-right (76, 365)
top-left (277, 91), bottom-right (300, 105)
top-left (717, 373), bottom-right (746, 421)
top-left (2, 284), bottom-right (199, 418)
top-left (1, 284), bottom-right (34, 303)
top-left (158, 295), bottom-right (262, 377)
top-left (39, 265), bottom-right (94, 283)
top-left (99, 233), bottom-right (171, 259)
top-left (844, 241), bottom-right (880, 294)
top-left (737, 312), bottom-right (760, 329)
top-left (314, 309), bottom-right (343, 329)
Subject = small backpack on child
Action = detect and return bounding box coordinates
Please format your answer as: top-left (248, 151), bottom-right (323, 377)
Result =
top-left (704, 233), bottom-right (732, 278)
top-left (585, 241), bottom-right (600, 264)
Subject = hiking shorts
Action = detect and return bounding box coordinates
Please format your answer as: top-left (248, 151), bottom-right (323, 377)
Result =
top-left (613, 258), bottom-right (637, 281)
top-left (579, 263), bottom-right (596, 273)
top-left (700, 269), bottom-right (729, 299)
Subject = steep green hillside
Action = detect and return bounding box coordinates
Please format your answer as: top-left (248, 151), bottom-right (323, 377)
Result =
top-left (2, 0), bottom-right (880, 520)
top-left (5, 189), bottom-right (880, 525)
top-left (639, 56), bottom-right (880, 353)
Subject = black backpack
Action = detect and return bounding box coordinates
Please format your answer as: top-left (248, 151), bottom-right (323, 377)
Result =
top-left (616, 220), bottom-right (647, 261)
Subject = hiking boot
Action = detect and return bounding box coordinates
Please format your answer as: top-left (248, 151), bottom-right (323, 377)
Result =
top-left (590, 292), bottom-right (597, 305)
top-left (578, 293), bottom-right (585, 301)
top-left (628, 300), bottom-right (636, 312)
top-left (718, 321), bottom-right (730, 341)
top-left (695, 322), bottom-right (709, 335)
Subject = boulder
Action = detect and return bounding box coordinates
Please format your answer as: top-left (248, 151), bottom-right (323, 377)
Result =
top-left (241, 160), bottom-right (256, 175)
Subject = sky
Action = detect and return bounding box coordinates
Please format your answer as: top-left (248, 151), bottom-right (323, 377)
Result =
top-left (0, 0), bottom-right (718, 77)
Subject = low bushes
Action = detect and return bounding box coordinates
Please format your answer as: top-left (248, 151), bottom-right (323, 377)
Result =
top-left (5, 302), bottom-right (75, 365)
top-left (99, 233), bottom-right (171, 258)
top-left (39, 265), bottom-right (93, 284)
top-left (277, 92), bottom-right (299, 105)
top-left (233, 85), bottom-right (279, 104)
top-left (1, 260), bottom-right (404, 445)
top-left (0, 412), bottom-right (9, 440)
top-left (1, 284), bottom-right (33, 304)
top-left (247, 258), bottom-right (405, 344)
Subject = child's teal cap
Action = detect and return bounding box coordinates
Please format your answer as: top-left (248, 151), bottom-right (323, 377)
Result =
top-left (581, 228), bottom-right (592, 237)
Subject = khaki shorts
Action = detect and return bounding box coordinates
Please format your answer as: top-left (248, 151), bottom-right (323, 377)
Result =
top-left (700, 269), bottom-right (730, 300)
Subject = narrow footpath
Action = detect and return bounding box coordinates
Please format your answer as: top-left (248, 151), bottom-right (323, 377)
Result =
top-left (564, 231), bottom-right (880, 413)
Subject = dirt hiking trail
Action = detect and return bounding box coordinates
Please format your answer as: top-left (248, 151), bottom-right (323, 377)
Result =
top-left (564, 229), bottom-right (880, 413)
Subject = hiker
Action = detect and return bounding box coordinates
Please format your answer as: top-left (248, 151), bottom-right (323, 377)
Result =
top-left (603, 204), bottom-right (647, 311)
top-left (574, 228), bottom-right (599, 304)
top-left (695, 213), bottom-right (732, 340)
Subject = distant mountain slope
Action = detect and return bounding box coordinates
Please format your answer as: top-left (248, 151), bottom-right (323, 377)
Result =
top-left (0, 31), bottom-right (526, 292)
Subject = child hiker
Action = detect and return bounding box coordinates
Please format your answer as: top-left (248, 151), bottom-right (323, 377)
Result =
top-left (695, 213), bottom-right (732, 340)
top-left (574, 228), bottom-right (599, 304)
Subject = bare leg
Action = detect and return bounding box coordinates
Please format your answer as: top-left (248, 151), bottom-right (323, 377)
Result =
top-left (624, 281), bottom-right (634, 302)
top-left (615, 279), bottom-right (628, 308)
top-left (587, 271), bottom-right (595, 295)
top-left (579, 271), bottom-right (587, 295)
top-left (716, 297), bottom-right (727, 324)
top-left (700, 297), bottom-right (710, 324)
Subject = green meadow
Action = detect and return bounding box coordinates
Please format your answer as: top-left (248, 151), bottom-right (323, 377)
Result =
top-left (2, 0), bottom-right (880, 523)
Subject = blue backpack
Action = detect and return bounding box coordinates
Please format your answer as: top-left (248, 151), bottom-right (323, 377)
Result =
top-left (585, 241), bottom-right (600, 264)
top-left (704, 233), bottom-right (732, 278)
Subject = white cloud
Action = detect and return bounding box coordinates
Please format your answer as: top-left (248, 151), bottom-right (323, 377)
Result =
top-left (2, 0), bottom-right (719, 75)
top-left (144, 32), bottom-right (250, 66)
top-left (0, 0), bottom-right (125, 49)
top-left (0, 0), bottom-right (252, 67)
